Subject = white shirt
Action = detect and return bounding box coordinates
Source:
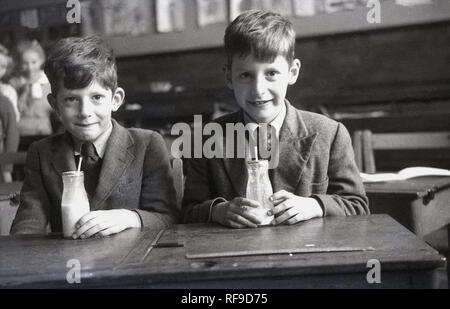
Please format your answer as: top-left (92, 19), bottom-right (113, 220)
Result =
top-left (72, 122), bottom-right (113, 159)
top-left (243, 101), bottom-right (286, 163)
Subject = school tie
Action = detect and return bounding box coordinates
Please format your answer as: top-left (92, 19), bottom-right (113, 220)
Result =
top-left (80, 142), bottom-right (102, 202)
top-left (257, 124), bottom-right (272, 160)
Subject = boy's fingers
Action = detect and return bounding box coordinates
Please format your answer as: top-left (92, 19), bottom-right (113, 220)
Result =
top-left (273, 206), bottom-right (300, 225)
top-left (98, 226), bottom-right (123, 237)
top-left (76, 211), bottom-right (101, 228)
top-left (79, 221), bottom-right (111, 238)
top-left (286, 213), bottom-right (304, 225)
top-left (230, 204), bottom-right (262, 225)
top-left (270, 190), bottom-right (294, 203)
top-left (73, 217), bottom-right (105, 238)
top-left (270, 201), bottom-right (289, 216)
top-left (228, 220), bottom-right (246, 229)
top-left (228, 213), bottom-right (258, 228)
top-left (239, 209), bottom-right (262, 225)
top-left (233, 197), bottom-right (261, 208)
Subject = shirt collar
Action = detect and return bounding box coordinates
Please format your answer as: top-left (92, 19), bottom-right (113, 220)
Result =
top-left (72, 121), bottom-right (113, 159)
top-left (243, 101), bottom-right (286, 139)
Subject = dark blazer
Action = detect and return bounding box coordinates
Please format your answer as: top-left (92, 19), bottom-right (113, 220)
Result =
top-left (182, 101), bottom-right (369, 223)
top-left (11, 119), bottom-right (179, 234)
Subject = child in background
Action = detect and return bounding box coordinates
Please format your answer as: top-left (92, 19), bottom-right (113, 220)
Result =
top-left (10, 40), bottom-right (53, 136)
top-left (0, 44), bottom-right (19, 121)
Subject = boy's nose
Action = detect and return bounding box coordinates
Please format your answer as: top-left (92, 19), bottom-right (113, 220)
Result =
top-left (252, 77), bottom-right (267, 97)
top-left (78, 99), bottom-right (93, 118)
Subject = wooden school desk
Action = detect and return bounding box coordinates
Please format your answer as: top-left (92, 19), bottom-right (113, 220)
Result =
top-left (0, 182), bottom-right (22, 235)
top-left (364, 177), bottom-right (450, 239)
top-left (0, 215), bottom-right (445, 289)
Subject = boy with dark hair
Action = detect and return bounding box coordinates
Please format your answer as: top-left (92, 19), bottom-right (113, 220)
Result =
top-left (11, 36), bottom-right (179, 237)
top-left (182, 10), bottom-right (368, 228)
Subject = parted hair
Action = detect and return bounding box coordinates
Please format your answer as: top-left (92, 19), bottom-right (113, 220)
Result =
top-left (224, 10), bottom-right (296, 66)
top-left (44, 36), bottom-right (117, 95)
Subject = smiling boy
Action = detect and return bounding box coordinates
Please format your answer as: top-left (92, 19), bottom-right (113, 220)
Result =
top-left (11, 36), bottom-right (179, 237)
top-left (182, 10), bottom-right (369, 228)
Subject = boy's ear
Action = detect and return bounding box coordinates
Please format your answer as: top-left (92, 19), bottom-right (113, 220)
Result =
top-left (223, 64), bottom-right (233, 90)
top-left (111, 87), bottom-right (125, 112)
top-left (288, 59), bottom-right (301, 85)
top-left (47, 93), bottom-right (59, 113)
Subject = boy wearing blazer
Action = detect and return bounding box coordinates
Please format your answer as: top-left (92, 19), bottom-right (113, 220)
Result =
top-left (182, 11), bottom-right (369, 228)
top-left (11, 36), bottom-right (179, 237)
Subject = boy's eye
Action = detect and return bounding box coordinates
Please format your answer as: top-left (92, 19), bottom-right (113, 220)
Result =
top-left (238, 72), bottom-right (250, 80)
top-left (64, 97), bottom-right (78, 104)
top-left (92, 95), bottom-right (103, 101)
top-left (267, 71), bottom-right (279, 78)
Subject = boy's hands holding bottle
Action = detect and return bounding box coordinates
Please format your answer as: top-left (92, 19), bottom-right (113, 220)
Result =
top-left (268, 190), bottom-right (324, 225)
top-left (212, 197), bottom-right (263, 228)
top-left (71, 209), bottom-right (141, 239)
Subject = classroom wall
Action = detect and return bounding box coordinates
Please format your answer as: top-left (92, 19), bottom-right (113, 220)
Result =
top-left (2, 0), bottom-right (450, 56)
top-left (116, 21), bottom-right (450, 125)
top-left (115, 20), bottom-right (450, 170)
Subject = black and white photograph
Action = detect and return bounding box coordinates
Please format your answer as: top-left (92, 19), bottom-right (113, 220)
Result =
top-left (0, 0), bottom-right (449, 295)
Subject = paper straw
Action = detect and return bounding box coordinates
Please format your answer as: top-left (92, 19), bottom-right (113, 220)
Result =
top-left (77, 156), bottom-right (82, 173)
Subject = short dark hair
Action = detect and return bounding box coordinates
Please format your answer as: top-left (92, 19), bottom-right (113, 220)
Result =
top-left (44, 36), bottom-right (117, 95)
top-left (224, 10), bottom-right (296, 66)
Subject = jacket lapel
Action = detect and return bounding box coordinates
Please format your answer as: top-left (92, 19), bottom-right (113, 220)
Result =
top-left (48, 132), bottom-right (77, 199)
top-left (272, 101), bottom-right (317, 192)
top-left (91, 120), bottom-right (135, 210)
top-left (50, 132), bottom-right (77, 177)
top-left (221, 102), bottom-right (318, 196)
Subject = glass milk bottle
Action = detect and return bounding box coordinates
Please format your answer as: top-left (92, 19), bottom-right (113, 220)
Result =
top-left (246, 160), bottom-right (274, 226)
top-left (61, 171), bottom-right (90, 238)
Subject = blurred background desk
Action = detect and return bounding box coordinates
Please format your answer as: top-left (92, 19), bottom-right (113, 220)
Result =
top-left (0, 181), bottom-right (22, 235)
top-left (365, 177), bottom-right (450, 239)
top-left (365, 177), bottom-right (450, 285)
top-left (0, 215), bottom-right (444, 288)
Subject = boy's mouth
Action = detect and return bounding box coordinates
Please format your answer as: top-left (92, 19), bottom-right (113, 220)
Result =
top-left (247, 99), bottom-right (272, 106)
top-left (75, 123), bottom-right (97, 128)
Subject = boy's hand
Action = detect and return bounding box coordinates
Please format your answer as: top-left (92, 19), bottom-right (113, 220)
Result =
top-left (72, 209), bottom-right (141, 239)
top-left (269, 190), bottom-right (324, 225)
top-left (212, 197), bottom-right (262, 228)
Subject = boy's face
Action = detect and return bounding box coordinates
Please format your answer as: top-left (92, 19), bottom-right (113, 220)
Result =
top-left (48, 80), bottom-right (124, 143)
top-left (226, 54), bottom-right (300, 123)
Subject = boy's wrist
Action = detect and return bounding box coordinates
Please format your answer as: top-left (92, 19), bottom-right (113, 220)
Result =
top-left (309, 196), bottom-right (325, 217)
top-left (208, 197), bottom-right (227, 223)
top-left (211, 202), bottom-right (226, 224)
top-left (124, 209), bottom-right (142, 228)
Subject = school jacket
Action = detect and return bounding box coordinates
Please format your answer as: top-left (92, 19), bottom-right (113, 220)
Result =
top-left (182, 101), bottom-right (369, 222)
top-left (11, 119), bottom-right (179, 234)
